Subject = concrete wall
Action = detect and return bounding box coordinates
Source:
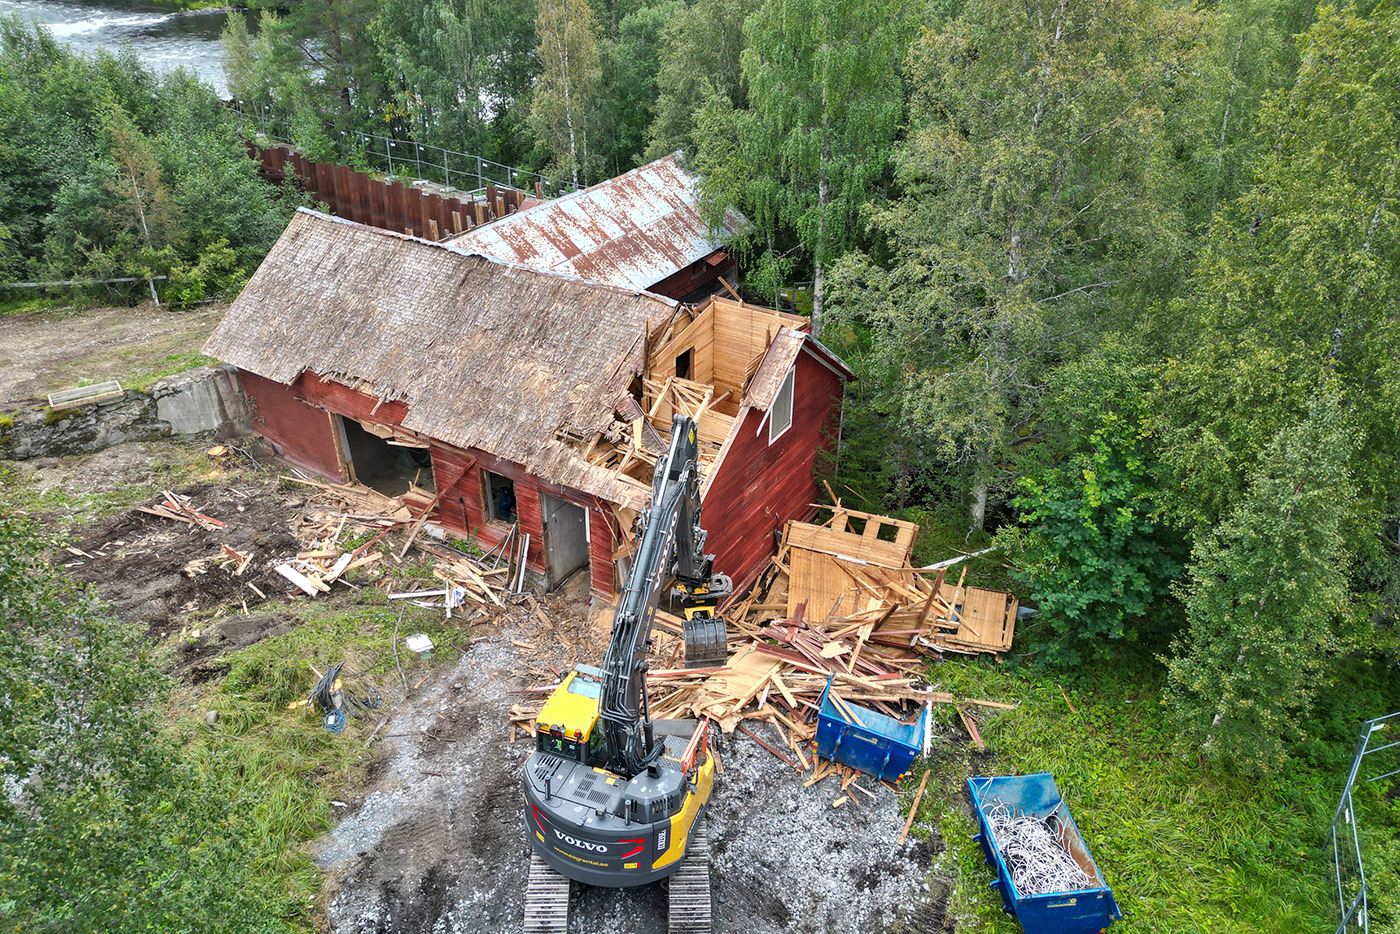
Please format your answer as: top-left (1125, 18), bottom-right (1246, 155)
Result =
top-left (0, 366), bottom-right (253, 461)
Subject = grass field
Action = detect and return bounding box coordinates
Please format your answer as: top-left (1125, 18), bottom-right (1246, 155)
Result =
top-left (898, 543), bottom-right (1400, 934)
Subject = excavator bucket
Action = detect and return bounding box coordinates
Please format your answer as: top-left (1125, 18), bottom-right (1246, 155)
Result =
top-left (682, 614), bottom-right (727, 668)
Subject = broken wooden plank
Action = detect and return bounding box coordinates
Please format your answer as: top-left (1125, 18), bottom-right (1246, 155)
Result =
top-left (898, 770), bottom-right (931, 845)
top-left (275, 563), bottom-right (325, 596)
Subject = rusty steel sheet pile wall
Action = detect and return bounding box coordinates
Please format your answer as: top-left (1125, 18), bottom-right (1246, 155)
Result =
top-left (249, 143), bottom-right (530, 240)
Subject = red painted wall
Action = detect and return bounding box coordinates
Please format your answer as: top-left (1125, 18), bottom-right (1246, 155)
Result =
top-left (648, 251), bottom-right (737, 301)
top-left (238, 368), bottom-right (616, 596)
top-left (238, 371), bottom-right (344, 479)
top-left (702, 350), bottom-right (845, 590)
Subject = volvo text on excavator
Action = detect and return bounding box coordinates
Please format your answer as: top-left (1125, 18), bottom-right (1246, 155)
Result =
top-left (521, 415), bottom-right (731, 934)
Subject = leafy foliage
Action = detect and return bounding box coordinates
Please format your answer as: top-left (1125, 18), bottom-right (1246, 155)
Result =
top-left (0, 517), bottom-right (300, 933)
top-left (1164, 387), bottom-right (1362, 772)
top-left (696, 0), bottom-right (915, 335)
top-left (830, 0), bottom-right (1203, 529)
top-left (0, 18), bottom-right (289, 303)
top-left (1010, 409), bottom-right (1183, 665)
top-left (530, 0), bottom-right (604, 187)
top-left (644, 0), bottom-right (757, 160)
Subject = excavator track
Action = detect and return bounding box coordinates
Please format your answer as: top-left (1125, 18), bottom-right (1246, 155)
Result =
top-left (524, 852), bottom-right (571, 934)
top-left (667, 822), bottom-right (712, 934)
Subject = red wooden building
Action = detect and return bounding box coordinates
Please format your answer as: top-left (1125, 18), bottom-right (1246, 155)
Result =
top-left (204, 209), bottom-right (850, 599)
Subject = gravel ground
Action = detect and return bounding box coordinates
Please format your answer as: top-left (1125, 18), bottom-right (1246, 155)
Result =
top-left (315, 629), bottom-right (950, 934)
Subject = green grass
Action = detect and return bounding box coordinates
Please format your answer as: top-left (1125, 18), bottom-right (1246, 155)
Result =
top-left (165, 595), bottom-right (471, 926)
top-left (0, 439), bottom-right (220, 536)
top-left (0, 295), bottom-right (77, 317)
top-left (121, 350), bottom-right (219, 392)
top-left (904, 652), bottom-right (1399, 934)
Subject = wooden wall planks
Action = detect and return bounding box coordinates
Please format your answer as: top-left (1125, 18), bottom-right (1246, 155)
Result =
top-left (701, 348), bottom-right (845, 591)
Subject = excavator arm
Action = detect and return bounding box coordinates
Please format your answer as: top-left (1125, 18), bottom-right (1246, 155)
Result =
top-left (598, 415), bottom-right (730, 778)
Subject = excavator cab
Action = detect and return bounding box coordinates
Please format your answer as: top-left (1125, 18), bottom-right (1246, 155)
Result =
top-left (534, 666), bottom-right (611, 766)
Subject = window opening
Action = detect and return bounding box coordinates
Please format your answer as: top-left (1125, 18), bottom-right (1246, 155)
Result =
top-left (675, 348), bottom-right (692, 381)
top-left (484, 470), bottom-right (517, 524)
top-left (768, 366), bottom-right (795, 444)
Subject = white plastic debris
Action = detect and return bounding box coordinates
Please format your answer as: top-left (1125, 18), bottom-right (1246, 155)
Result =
top-left (405, 633), bottom-right (434, 654)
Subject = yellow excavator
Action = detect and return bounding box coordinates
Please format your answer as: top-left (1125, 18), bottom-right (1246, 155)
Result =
top-left (522, 415), bottom-right (730, 934)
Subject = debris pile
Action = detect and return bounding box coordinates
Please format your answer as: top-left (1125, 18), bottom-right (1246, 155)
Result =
top-left (512, 500), bottom-right (1019, 796)
top-left (730, 503), bottom-right (1017, 659)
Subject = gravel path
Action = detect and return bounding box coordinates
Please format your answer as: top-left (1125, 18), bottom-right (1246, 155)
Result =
top-left (315, 629), bottom-right (949, 934)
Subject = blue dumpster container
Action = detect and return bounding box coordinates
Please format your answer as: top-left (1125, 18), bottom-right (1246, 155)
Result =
top-left (815, 676), bottom-right (927, 783)
top-left (967, 773), bottom-right (1122, 934)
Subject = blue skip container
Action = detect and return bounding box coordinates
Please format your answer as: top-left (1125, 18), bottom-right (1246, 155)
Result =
top-left (815, 676), bottom-right (927, 783)
top-left (967, 773), bottom-right (1122, 934)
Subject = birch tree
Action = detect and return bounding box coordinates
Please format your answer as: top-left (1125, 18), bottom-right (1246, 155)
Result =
top-left (1156, 1), bottom-right (1400, 535)
top-left (696, 0), bottom-right (914, 337)
top-left (645, 0), bottom-right (758, 160)
top-left (530, 0), bottom-right (603, 188)
top-left (832, 0), bottom-right (1204, 530)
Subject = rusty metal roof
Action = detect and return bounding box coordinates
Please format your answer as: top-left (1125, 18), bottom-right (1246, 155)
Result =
top-left (445, 153), bottom-right (747, 291)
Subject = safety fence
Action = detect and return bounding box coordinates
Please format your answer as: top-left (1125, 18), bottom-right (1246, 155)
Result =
top-left (228, 101), bottom-right (572, 201)
top-left (248, 142), bottom-right (532, 241)
top-left (1330, 710), bottom-right (1400, 934)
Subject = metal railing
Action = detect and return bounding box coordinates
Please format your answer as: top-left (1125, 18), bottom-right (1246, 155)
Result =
top-left (1329, 710), bottom-right (1400, 934)
top-left (345, 130), bottom-right (572, 199)
top-left (226, 100), bottom-right (573, 199)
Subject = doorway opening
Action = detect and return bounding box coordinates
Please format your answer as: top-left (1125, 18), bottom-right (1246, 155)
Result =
top-left (339, 417), bottom-right (434, 497)
top-left (542, 493), bottom-right (589, 591)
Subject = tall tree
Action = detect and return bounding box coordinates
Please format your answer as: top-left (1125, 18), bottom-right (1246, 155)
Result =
top-left (371, 0), bottom-right (538, 158)
top-left (831, 0), bottom-right (1205, 530)
top-left (696, 0), bottom-right (914, 337)
top-left (101, 103), bottom-right (184, 254)
top-left (530, 0), bottom-right (603, 187)
top-left (1164, 387), bottom-right (1360, 772)
top-left (592, 0), bottom-right (682, 176)
top-left (645, 0), bottom-right (758, 160)
top-left (1155, 1), bottom-right (1400, 536)
top-left (221, 0), bottom-right (387, 155)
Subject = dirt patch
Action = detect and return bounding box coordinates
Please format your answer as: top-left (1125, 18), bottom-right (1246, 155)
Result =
top-left (315, 627), bottom-right (948, 934)
top-left (64, 479), bottom-right (303, 639)
top-left (0, 301), bottom-right (226, 407)
top-left (174, 612), bottom-right (295, 678)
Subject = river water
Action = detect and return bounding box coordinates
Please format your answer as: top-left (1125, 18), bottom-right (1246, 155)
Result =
top-left (0, 0), bottom-right (253, 97)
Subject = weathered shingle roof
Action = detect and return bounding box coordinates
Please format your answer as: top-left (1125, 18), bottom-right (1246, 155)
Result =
top-left (205, 209), bottom-right (678, 509)
top-left (444, 153), bottom-right (746, 291)
top-left (746, 331), bottom-right (856, 410)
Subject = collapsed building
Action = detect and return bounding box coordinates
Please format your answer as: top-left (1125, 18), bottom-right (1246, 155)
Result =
top-left (204, 208), bottom-right (851, 600)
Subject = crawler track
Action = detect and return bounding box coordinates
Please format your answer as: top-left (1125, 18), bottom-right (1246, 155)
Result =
top-left (524, 852), bottom-right (571, 934)
top-left (667, 822), bottom-right (712, 934)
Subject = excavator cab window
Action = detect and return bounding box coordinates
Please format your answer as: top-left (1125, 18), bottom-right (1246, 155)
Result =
top-left (586, 728), bottom-right (610, 766)
top-left (538, 733), bottom-right (582, 761)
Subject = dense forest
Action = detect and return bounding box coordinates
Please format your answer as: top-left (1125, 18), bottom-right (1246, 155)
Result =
top-left (2, 0), bottom-right (1399, 929)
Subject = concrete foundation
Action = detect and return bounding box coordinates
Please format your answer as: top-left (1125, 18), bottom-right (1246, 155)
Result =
top-left (149, 365), bottom-right (253, 439)
top-left (0, 366), bottom-right (253, 461)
